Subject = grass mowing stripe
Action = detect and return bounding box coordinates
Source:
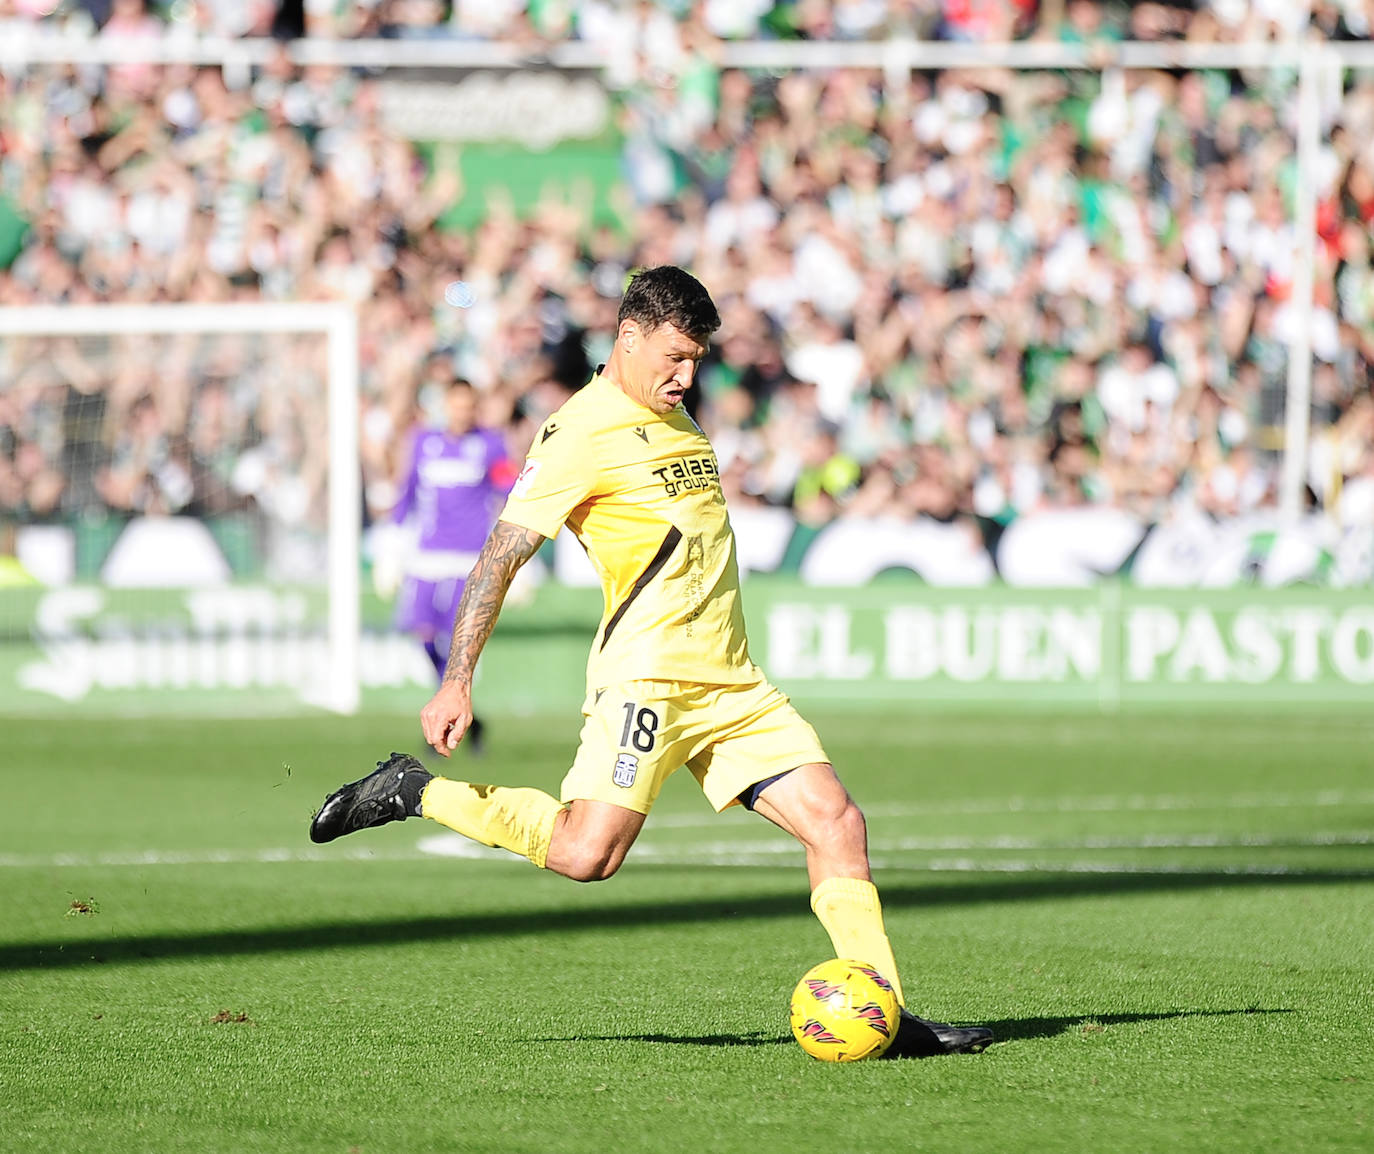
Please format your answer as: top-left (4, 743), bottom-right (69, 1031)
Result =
top-left (680, 855), bottom-right (1374, 877)
top-left (863, 788), bottom-right (1374, 817)
top-left (640, 832), bottom-right (1374, 853)
top-left (637, 789), bottom-right (1374, 828)
top-left (872, 858), bottom-right (1374, 876)
top-left (0, 846), bottom-right (427, 868)
top-left (4, 829), bottom-right (1372, 870)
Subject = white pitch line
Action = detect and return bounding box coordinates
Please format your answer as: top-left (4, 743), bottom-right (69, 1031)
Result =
top-left (879, 831), bottom-right (1374, 851)
top-left (0, 846), bottom-right (429, 869)
top-left (660, 831), bottom-right (1374, 856)
top-left (862, 789), bottom-right (1374, 819)
top-left (629, 832), bottom-right (1374, 863)
top-left (13, 787), bottom-right (1358, 868)
top-left (641, 788), bottom-right (1374, 831)
top-left (864, 858), bottom-right (1374, 878)
top-left (4, 830), bottom-right (1371, 871)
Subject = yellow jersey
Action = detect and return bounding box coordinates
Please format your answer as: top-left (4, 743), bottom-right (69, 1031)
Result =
top-left (499, 372), bottom-right (754, 688)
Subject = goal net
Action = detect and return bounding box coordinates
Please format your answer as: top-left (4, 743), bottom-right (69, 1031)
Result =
top-left (0, 303), bottom-right (362, 714)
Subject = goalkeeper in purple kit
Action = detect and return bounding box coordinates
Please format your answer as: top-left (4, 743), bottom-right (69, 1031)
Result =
top-left (390, 376), bottom-right (514, 751)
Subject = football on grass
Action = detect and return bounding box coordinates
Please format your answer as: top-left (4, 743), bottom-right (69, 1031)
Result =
top-left (789, 958), bottom-right (900, 1061)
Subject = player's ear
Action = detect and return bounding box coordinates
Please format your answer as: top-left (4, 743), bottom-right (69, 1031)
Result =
top-left (618, 318), bottom-right (640, 351)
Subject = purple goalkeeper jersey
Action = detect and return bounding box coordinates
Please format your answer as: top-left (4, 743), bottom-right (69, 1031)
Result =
top-left (393, 426), bottom-right (510, 573)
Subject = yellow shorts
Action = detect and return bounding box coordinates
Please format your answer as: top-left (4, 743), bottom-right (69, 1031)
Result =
top-left (560, 674), bottom-right (830, 815)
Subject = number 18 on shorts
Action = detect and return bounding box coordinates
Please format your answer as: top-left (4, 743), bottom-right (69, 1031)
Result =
top-left (611, 699), bottom-right (657, 789)
top-left (560, 676), bottom-right (829, 816)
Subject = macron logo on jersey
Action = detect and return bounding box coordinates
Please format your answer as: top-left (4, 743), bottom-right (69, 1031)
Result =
top-left (511, 460), bottom-right (541, 498)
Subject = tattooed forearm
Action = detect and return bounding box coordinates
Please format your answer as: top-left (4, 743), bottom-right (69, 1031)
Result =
top-left (442, 521), bottom-right (546, 687)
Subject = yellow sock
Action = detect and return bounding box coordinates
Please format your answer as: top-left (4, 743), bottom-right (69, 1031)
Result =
top-left (420, 779), bottom-right (564, 869)
top-left (809, 876), bottom-right (905, 1006)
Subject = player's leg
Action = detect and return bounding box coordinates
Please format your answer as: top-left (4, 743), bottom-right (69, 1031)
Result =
top-left (418, 775), bottom-right (564, 865)
top-left (745, 764), bottom-right (901, 999)
top-left (310, 681), bottom-right (677, 878)
top-left (749, 764), bottom-right (992, 1056)
top-left (309, 759), bottom-right (638, 877)
top-left (750, 762), bottom-right (993, 1056)
top-left (745, 762), bottom-right (870, 887)
top-left (547, 680), bottom-right (692, 879)
top-left (422, 791), bottom-right (644, 881)
top-left (395, 575), bottom-right (448, 680)
top-left (691, 680), bottom-right (993, 1056)
top-left (309, 751), bottom-right (566, 866)
top-left (422, 637), bottom-right (446, 681)
top-left (422, 681), bottom-right (708, 880)
top-left (543, 800), bottom-right (645, 881)
top-left (680, 682), bottom-right (896, 990)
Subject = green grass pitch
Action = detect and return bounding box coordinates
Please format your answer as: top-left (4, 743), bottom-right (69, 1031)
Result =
top-left (2, 708), bottom-right (1371, 1153)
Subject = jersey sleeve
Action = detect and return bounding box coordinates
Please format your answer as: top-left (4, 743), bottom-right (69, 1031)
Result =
top-left (498, 419), bottom-right (597, 539)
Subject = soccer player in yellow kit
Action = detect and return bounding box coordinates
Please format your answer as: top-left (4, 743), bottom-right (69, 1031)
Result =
top-left (311, 266), bottom-right (992, 1057)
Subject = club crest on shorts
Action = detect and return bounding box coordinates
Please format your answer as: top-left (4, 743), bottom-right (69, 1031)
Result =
top-left (612, 753), bottom-right (639, 788)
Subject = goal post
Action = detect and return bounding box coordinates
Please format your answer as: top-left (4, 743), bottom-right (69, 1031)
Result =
top-left (0, 302), bottom-right (361, 714)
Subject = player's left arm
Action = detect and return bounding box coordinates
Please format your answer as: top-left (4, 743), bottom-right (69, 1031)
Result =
top-left (444, 520), bottom-right (543, 686)
top-left (420, 520), bottom-right (545, 755)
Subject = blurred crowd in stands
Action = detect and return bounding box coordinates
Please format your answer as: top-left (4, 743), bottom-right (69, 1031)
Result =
top-left (2, 0), bottom-right (1374, 549)
top-left (5, 1), bottom-right (1374, 45)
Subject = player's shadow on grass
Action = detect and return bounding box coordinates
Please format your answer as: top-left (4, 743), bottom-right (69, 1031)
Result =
top-left (535, 1030), bottom-right (792, 1047)
top-left (2, 869), bottom-right (1369, 972)
top-left (538, 1010), bottom-right (1293, 1050)
top-left (983, 1007), bottom-right (1294, 1044)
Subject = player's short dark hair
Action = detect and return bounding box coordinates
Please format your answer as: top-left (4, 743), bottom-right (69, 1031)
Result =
top-left (618, 266), bottom-right (721, 341)
top-left (448, 377), bottom-right (474, 393)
